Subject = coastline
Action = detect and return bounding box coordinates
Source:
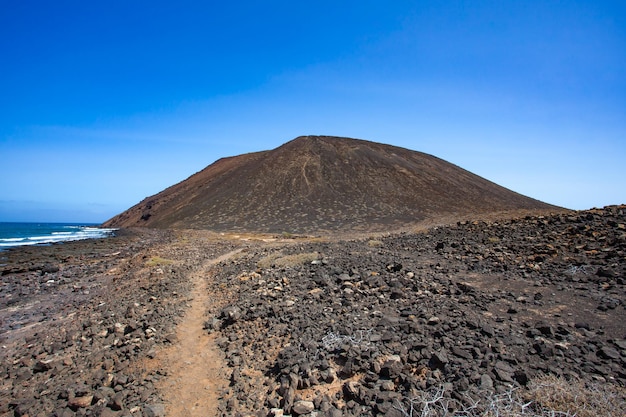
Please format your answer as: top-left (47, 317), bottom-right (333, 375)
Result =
top-left (0, 222), bottom-right (116, 251)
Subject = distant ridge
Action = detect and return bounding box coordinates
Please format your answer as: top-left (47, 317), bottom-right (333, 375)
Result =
top-left (103, 136), bottom-right (558, 233)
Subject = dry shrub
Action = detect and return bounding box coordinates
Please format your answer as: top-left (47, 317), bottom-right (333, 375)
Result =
top-left (393, 375), bottom-right (625, 417)
top-left (367, 239), bottom-right (384, 247)
top-left (525, 375), bottom-right (626, 417)
top-left (257, 252), bottom-right (319, 269)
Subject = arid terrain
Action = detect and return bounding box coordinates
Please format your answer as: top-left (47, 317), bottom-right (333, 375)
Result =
top-left (1, 206), bottom-right (625, 416)
top-left (102, 136), bottom-right (557, 233)
top-left (2, 137), bottom-right (624, 416)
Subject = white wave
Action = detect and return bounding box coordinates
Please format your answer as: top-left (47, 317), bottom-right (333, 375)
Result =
top-left (0, 237), bottom-right (25, 242)
top-left (0, 239), bottom-right (28, 247)
top-left (28, 235), bottom-right (69, 241)
top-left (0, 226), bottom-right (116, 249)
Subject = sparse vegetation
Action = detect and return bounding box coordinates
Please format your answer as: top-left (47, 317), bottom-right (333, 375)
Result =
top-left (526, 375), bottom-right (626, 417)
top-left (321, 330), bottom-right (373, 351)
top-left (393, 376), bottom-right (626, 417)
top-left (565, 264), bottom-right (589, 275)
top-left (257, 251), bottom-right (320, 269)
top-left (145, 256), bottom-right (175, 266)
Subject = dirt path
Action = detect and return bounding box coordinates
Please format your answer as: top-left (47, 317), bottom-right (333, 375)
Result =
top-left (158, 249), bottom-right (242, 417)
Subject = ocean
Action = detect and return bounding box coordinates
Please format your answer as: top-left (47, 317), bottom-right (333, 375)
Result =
top-left (0, 222), bottom-right (116, 249)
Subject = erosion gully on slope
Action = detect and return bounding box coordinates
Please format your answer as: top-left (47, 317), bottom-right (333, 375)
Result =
top-left (157, 249), bottom-right (243, 417)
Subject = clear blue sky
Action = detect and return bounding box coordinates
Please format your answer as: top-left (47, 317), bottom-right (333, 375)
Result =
top-left (1, 1), bottom-right (624, 223)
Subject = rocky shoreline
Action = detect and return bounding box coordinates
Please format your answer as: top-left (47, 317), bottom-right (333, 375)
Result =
top-left (1, 206), bottom-right (625, 416)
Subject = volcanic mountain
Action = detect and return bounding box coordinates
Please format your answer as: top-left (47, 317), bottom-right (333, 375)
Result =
top-left (103, 136), bottom-right (558, 233)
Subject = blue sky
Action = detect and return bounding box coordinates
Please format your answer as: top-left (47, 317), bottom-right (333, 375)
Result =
top-left (1, 1), bottom-right (624, 223)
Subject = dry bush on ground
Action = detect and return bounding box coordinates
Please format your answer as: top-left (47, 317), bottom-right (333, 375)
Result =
top-left (525, 375), bottom-right (626, 417)
top-left (257, 252), bottom-right (320, 269)
top-left (367, 239), bottom-right (384, 247)
top-left (393, 375), bottom-right (625, 417)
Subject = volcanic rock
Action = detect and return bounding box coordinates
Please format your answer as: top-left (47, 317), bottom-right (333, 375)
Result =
top-left (2, 194), bottom-right (624, 417)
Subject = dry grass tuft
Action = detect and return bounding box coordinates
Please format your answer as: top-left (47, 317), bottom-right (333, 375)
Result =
top-left (145, 256), bottom-right (175, 267)
top-left (525, 374), bottom-right (626, 417)
top-left (392, 375), bottom-right (626, 417)
top-left (367, 239), bottom-right (384, 247)
top-left (257, 252), bottom-right (320, 269)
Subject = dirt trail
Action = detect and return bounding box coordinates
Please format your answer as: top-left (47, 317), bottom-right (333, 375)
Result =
top-left (158, 249), bottom-right (242, 417)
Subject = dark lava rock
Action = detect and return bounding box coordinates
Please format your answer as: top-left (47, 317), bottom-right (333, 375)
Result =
top-left (3, 206), bottom-right (626, 417)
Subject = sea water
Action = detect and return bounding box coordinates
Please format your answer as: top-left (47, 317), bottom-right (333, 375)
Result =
top-left (0, 222), bottom-right (116, 249)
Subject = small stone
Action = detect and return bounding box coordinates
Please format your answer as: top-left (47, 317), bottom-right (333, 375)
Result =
top-left (613, 340), bottom-right (626, 350)
top-left (596, 267), bottom-right (616, 278)
top-left (329, 408), bottom-right (343, 417)
top-left (143, 403), bottom-right (165, 417)
top-left (146, 347), bottom-right (157, 359)
top-left (68, 395), bottom-right (94, 409)
top-left (99, 408), bottom-right (122, 417)
top-left (598, 347), bottom-right (621, 360)
top-left (220, 306), bottom-right (242, 322)
top-left (114, 322), bottom-right (125, 334)
top-left (494, 368), bottom-right (515, 383)
top-left (481, 324), bottom-right (495, 337)
top-left (381, 380), bottom-right (395, 391)
top-left (535, 321), bottom-right (554, 337)
top-left (380, 356), bottom-right (403, 379)
top-left (495, 361), bottom-right (515, 373)
top-left (33, 359), bottom-right (53, 373)
top-left (513, 370), bottom-right (529, 385)
top-left (429, 350), bottom-right (449, 370)
top-left (480, 374), bottom-right (494, 390)
top-left (343, 381), bottom-right (360, 401)
top-left (575, 322), bottom-right (591, 330)
top-left (386, 263), bottom-right (402, 272)
top-left (451, 347), bottom-right (473, 360)
top-left (292, 400), bottom-right (315, 415)
top-left (110, 392), bottom-right (124, 411)
top-left (203, 317), bottom-right (222, 332)
top-left (41, 263), bottom-right (60, 274)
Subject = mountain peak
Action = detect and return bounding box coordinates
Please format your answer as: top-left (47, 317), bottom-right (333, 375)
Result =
top-left (103, 136), bottom-right (558, 233)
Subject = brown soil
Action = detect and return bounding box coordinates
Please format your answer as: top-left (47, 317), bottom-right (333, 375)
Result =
top-left (157, 249), bottom-right (242, 417)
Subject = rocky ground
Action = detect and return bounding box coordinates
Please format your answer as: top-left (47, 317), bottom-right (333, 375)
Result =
top-left (0, 228), bottom-right (242, 417)
top-left (1, 206), bottom-right (625, 416)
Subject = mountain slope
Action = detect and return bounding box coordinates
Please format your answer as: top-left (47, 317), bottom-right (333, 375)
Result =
top-left (103, 136), bottom-right (558, 232)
